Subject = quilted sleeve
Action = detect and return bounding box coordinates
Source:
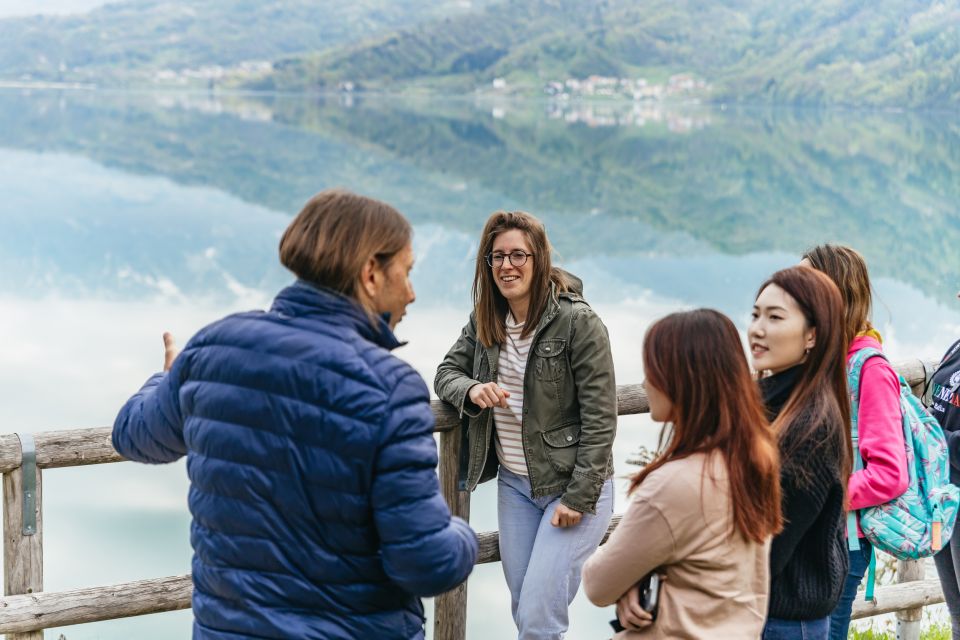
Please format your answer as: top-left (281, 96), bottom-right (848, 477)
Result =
top-left (373, 369), bottom-right (479, 596)
top-left (112, 351), bottom-right (191, 464)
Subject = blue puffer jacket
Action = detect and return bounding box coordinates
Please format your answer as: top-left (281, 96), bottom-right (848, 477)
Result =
top-left (113, 281), bottom-right (478, 639)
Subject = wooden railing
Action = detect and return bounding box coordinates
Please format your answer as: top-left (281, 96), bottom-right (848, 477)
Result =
top-left (0, 360), bottom-right (942, 640)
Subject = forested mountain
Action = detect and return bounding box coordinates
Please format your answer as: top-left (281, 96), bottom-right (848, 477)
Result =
top-left (257, 0), bottom-right (960, 107)
top-left (2, 0), bottom-right (958, 107)
top-left (256, 0), bottom-right (750, 91)
top-left (0, 0), bottom-right (490, 82)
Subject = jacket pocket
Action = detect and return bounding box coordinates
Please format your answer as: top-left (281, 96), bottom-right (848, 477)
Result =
top-left (534, 338), bottom-right (566, 381)
top-left (541, 422), bottom-right (580, 473)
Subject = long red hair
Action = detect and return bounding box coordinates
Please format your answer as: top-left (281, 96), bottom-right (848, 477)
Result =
top-left (630, 309), bottom-right (783, 543)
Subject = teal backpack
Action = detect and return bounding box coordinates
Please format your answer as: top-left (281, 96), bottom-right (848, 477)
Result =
top-left (847, 348), bottom-right (960, 601)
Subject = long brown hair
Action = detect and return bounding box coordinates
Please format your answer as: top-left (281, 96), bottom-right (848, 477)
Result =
top-left (757, 266), bottom-right (853, 489)
top-left (472, 211), bottom-right (572, 347)
top-left (802, 244), bottom-right (874, 347)
top-left (630, 309), bottom-right (783, 544)
top-left (279, 188), bottom-right (411, 322)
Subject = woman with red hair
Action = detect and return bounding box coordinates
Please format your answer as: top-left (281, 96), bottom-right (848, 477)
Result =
top-left (583, 308), bottom-right (783, 638)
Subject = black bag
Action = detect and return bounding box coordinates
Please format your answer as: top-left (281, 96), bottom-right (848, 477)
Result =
top-left (609, 572), bottom-right (661, 632)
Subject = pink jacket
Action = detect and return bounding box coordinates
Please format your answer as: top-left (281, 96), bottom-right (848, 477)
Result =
top-left (848, 336), bottom-right (909, 520)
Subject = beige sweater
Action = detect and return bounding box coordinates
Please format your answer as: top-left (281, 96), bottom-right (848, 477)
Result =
top-left (582, 452), bottom-right (771, 639)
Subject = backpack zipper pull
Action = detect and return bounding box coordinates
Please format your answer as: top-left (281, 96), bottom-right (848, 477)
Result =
top-left (933, 502), bottom-right (944, 552)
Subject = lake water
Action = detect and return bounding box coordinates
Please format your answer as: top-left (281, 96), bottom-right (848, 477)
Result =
top-left (1, 89), bottom-right (958, 639)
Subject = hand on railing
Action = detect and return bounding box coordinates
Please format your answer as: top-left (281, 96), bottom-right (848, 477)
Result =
top-left (163, 332), bottom-right (180, 372)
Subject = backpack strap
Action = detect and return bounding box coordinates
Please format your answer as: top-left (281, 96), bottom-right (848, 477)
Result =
top-left (847, 346), bottom-right (887, 455)
top-left (846, 347), bottom-right (887, 551)
top-left (848, 347), bottom-right (887, 406)
top-left (864, 545), bottom-right (877, 601)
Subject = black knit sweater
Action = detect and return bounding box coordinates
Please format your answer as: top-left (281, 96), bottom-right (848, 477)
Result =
top-left (760, 366), bottom-right (848, 620)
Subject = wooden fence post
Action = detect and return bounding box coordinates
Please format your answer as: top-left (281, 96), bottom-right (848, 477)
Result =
top-left (3, 434), bottom-right (43, 640)
top-left (433, 424), bottom-right (470, 640)
top-left (895, 559), bottom-right (924, 640)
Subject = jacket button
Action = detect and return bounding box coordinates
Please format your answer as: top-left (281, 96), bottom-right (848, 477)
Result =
top-left (566, 435), bottom-right (573, 442)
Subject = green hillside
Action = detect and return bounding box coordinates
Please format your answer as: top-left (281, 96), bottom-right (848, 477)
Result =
top-left (722, 1), bottom-right (960, 106)
top-left (257, 0), bottom-right (960, 107)
top-left (255, 0), bottom-right (750, 91)
top-left (0, 0), bottom-right (491, 82)
top-left (2, 0), bottom-right (958, 105)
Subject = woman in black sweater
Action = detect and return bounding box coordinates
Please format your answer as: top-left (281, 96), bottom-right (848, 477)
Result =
top-left (749, 266), bottom-right (852, 639)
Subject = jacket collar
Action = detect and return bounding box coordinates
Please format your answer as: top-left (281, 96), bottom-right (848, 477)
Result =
top-left (508, 272), bottom-right (587, 340)
top-left (483, 270), bottom-right (585, 361)
top-left (270, 279), bottom-right (403, 351)
top-left (533, 286), bottom-right (562, 335)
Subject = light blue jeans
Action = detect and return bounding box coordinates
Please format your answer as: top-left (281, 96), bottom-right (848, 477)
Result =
top-left (497, 467), bottom-right (614, 640)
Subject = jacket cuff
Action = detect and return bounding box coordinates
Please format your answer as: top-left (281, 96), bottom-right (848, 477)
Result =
top-left (560, 469), bottom-right (605, 515)
top-left (458, 380), bottom-right (484, 418)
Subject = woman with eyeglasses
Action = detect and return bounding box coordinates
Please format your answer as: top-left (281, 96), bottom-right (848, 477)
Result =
top-left (436, 210), bottom-right (617, 640)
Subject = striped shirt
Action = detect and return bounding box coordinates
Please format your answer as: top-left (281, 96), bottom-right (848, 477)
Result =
top-left (494, 313), bottom-right (532, 476)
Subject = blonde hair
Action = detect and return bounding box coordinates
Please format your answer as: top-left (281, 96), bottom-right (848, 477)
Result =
top-left (802, 244), bottom-right (873, 347)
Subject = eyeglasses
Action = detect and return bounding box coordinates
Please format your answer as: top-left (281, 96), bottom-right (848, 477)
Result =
top-left (485, 251), bottom-right (534, 268)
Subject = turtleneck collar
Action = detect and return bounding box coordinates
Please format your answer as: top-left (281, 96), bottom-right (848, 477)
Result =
top-left (758, 364), bottom-right (803, 421)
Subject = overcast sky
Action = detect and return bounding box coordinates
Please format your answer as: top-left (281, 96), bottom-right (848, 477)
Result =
top-left (0, 0), bottom-right (108, 18)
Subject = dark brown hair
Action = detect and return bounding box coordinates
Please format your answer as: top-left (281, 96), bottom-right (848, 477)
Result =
top-left (630, 309), bottom-right (783, 544)
top-left (279, 188), bottom-right (411, 319)
top-left (472, 211), bottom-right (571, 347)
top-left (757, 266), bottom-right (853, 491)
top-left (802, 244), bottom-right (874, 347)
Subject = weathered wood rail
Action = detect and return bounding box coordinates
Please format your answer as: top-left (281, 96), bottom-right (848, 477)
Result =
top-left (0, 360), bottom-right (943, 639)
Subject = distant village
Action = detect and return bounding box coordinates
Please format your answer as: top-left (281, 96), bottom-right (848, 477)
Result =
top-left (152, 60), bottom-right (273, 85)
top-left (540, 73), bottom-right (710, 102)
top-left (485, 73), bottom-right (714, 131)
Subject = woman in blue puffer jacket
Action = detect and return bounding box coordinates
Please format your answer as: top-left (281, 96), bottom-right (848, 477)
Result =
top-left (113, 189), bottom-right (479, 640)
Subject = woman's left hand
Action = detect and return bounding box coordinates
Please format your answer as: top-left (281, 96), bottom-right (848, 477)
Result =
top-left (550, 503), bottom-right (582, 527)
top-left (616, 584), bottom-right (654, 631)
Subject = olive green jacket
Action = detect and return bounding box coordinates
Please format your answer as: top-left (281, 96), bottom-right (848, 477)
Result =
top-left (434, 278), bottom-right (616, 514)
